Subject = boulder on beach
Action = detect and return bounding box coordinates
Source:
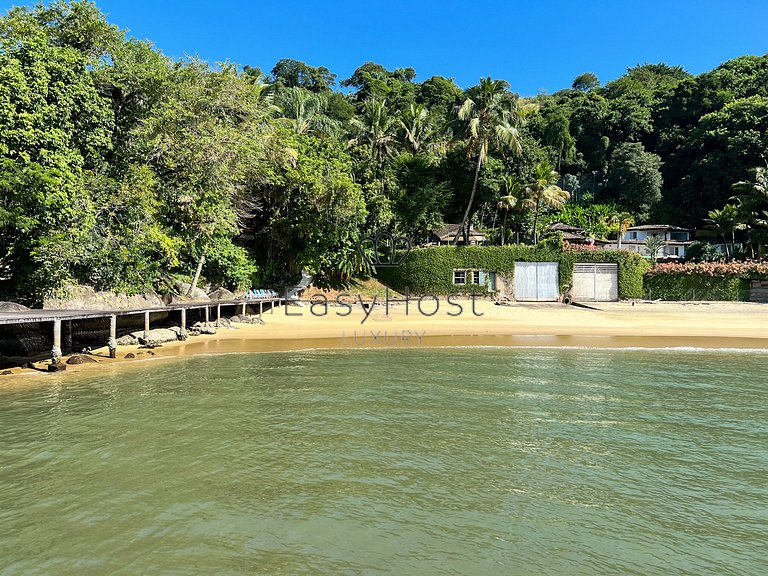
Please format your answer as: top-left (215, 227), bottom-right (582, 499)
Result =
top-left (66, 354), bottom-right (98, 365)
top-left (172, 282), bottom-right (210, 301)
top-left (208, 287), bottom-right (235, 301)
top-left (229, 314), bottom-right (265, 325)
top-left (191, 322), bottom-right (216, 335)
top-left (138, 328), bottom-right (181, 346)
top-left (0, 301), bottom-right (30, 312)
top-left (116, 334), bottom-right (139, 346)
top-left (43, 287), bottom-right (164, 311)
top-left (124, 353), bottom-right (136, 359)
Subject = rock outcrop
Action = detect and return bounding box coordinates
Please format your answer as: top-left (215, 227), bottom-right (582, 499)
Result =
top-left (172, 282), bottom-right (210, 301)
top-left (208, 287), bottom-right (235, 301)
top-left (0, 301), bottom-right (30, 312)
top-left (66, 354), bottom-right (98, 365)
top-left (229, 314), bottom-right (265, 325)
top-left (43, 287), bottom-right (164, 311)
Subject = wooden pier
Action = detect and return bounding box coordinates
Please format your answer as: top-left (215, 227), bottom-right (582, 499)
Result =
top-left (0, 298), bottom-right (285, 371)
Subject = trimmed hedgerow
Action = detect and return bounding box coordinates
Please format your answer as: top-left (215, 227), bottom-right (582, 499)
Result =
top-left (561, 246), bottom-right (649, 299)
top-left (376, 239), bottom-right (648, 299)
top-left (644, 274), bottom-right (748, 301)
top-left (375, 244), bottom-right (558, 296)
top-left (644, 261), bottom-right (768, 300)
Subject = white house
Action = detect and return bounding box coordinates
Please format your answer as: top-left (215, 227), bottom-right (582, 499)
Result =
top-left (606, 225), bottom-right (694, 259)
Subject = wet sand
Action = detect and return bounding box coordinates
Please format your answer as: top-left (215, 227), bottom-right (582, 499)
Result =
top-left (2, 300), bottom-right (768, 387)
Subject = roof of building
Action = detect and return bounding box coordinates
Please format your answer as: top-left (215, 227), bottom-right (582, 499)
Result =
top-left (626, 224), bottom-right (693, 232)
top-left (616, 240), bottom-right (694, 245)
top-left (549, 222), bottom-right (583, 233)
top-left (431, 224), bottom-right (486, 240)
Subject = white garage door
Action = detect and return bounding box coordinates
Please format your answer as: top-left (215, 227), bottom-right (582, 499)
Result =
top-left (572, 263), bottom-right (618, 302)
top-left (515, 262), bottom-right (560, 302)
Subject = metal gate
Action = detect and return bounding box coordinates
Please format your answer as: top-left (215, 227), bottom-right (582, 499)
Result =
top-left (514, 262), bottom-right (560, 301)
top-left (572, 263), bottom-right (618, 302)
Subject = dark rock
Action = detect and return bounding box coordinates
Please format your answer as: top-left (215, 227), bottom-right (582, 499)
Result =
top-left (1, 370), bottom-right (12, 375)
top-left (66, 354), bottom-right (98, 365)
top-left (124, 353), bottom-right (136, 359)
top-left (47, 363), bottom-right (67, 372)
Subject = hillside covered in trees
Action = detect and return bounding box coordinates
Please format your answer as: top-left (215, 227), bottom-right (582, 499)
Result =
top-left (1, 1), bottom-right (768, 303)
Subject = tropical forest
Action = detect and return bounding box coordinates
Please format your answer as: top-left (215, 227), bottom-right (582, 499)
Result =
top-left (2, 1), bottom-right (768, 303)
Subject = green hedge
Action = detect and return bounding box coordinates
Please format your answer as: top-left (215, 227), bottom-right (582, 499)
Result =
top-left (560, 250), bottom-right (649, 299)
top-left (376, 242), bottom-right (648, 299)
top-left (644, 274), bottom-right (750, 301)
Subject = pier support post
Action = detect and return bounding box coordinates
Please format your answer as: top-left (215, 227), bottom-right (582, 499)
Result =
top-left (241, 301), bottom-right (247, 316)
top-left (259, 301), bottom-right (263, 316)
top-left (143, 311), bottom-right (150, 342)
top-left (49, 319), bottom-right (65, 371)
top-left (205, 306), bottom-right (210, 327)
top-left (180, 308), bottom-right (187, 341)
top-left (216, 304), bottom-right (221, 328)
top-left (108, 315), bottom-right (117, 358)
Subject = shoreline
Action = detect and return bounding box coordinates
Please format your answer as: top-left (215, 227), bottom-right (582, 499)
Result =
top-left (2, 300), bottom-right (768, 387)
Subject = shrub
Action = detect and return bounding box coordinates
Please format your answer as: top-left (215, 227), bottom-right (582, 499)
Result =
top-left (644, 260), bottom-right (768, 300)
top-left (376, 240), bottom-right (648, 299)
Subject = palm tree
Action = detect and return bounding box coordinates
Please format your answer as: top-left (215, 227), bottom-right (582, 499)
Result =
top-left (497, 175), bottom-right (523, 245)
top-left (704, 204), bottom-right (742, 259)
top-left (523, 161), bottom-right (570, 243)
top-left (349, 98), bottom-right (399, 170)
top-left (452, 77), bottom-right (523, 244)
top-left (275, 87), bottom-right (340, 137)
top-left (610, 211), bottom-right (635, 250)
top-left (644, 234), bottom-right (665, 266)
top-left (398, 103), bottom-right (440, 155)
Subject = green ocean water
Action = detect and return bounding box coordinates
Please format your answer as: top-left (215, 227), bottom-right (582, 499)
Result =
top-left (1, 347), bottom-right (767, 575)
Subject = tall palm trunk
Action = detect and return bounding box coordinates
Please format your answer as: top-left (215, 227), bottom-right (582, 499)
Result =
top-left (532, 199), bottom-right (541, 244)
top-left (188, 253), bottom-right (206, 296)
top-left (453, 150), bottom-right (483, 245)
top-left (501, 210), bottom-right (508, 246)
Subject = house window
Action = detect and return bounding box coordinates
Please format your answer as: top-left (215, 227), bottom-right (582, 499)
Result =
top-left (629, 231), bottom-right (638, 240)
top-left (670, 246), bottom-right (680, 256)
top-left (472, 270), bottom-right (481, 284)
top-left (453, 270), bottom-right (466, 285)
top-left (670, 232), bottom-right (688, 241)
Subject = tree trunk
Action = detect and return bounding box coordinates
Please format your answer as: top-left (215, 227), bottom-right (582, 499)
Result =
top-left (453, 150), bottom-right (483, 245)
top-left (501, 211), bottom-right (508, 246)
top-left (617, 225), bottom-right (623, 250)
top-left (532, 199), bottom-right (541, 244)
top-left (723, 235), bottom-right (730, 260)
top-left (188, 253), bottom-right (206, 296)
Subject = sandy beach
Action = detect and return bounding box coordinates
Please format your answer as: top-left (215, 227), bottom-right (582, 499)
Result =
top-left (2, 299), bottom-right (768, 385)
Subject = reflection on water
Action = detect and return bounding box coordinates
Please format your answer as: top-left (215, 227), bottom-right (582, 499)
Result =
top-left (1, 348), bottom-right (767, 575)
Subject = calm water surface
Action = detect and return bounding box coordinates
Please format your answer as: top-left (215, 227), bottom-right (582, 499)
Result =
top-left (1, 348), bottom-right (767, 575)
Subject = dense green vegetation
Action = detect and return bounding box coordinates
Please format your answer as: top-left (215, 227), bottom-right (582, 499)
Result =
top-left (377, 242), bottom-right (648, 299)
top-left (644, 261), bottom-right (768, 301)
top-left (2, 1), bottom-right (768, 304)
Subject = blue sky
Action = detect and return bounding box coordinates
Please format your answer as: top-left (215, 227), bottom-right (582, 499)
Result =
top-left (4, 0), bottom-right (768, 95)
